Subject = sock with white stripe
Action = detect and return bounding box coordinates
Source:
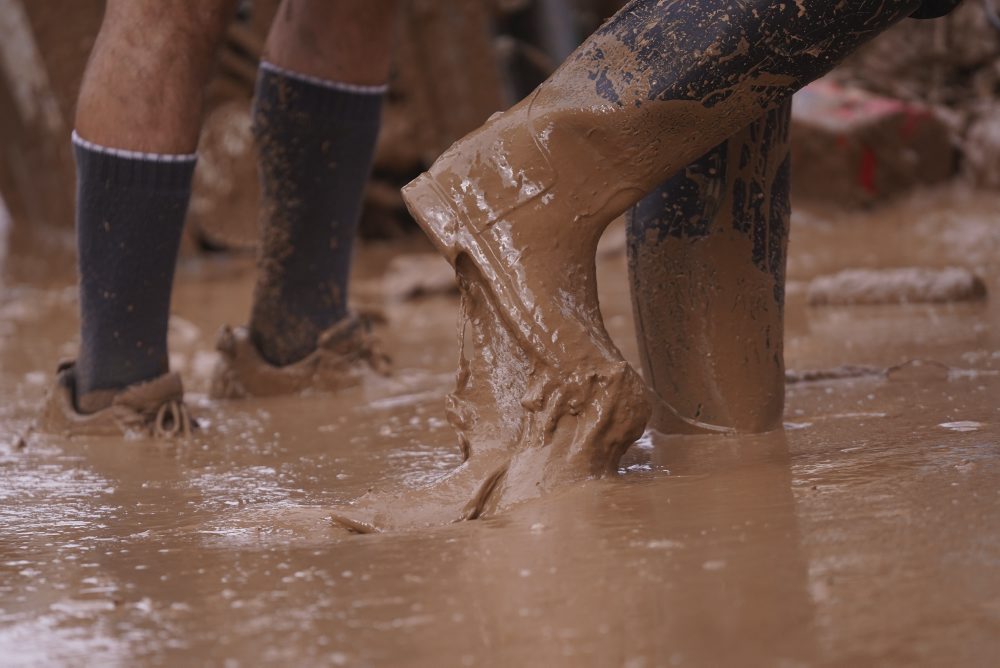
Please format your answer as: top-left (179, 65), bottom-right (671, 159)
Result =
top-left (72, 133), bottom-right (195, 411)
top-left (248, 61), bottom-right (385, 367)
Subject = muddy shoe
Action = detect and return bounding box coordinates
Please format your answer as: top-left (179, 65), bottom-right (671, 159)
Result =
top-left (37, 361), bottom-right (194, 438)
top-left (209, 314), bottom-right (390, 399)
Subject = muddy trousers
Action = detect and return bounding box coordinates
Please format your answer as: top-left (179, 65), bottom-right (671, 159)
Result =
top-left (404, 0), bottom-right (923, 436)
top-left (588, 0), bottom-right (921, 434)
top-left (625, 0), bottom-right (964, 435)
top-left (628, 102), bottom-right (791, 434)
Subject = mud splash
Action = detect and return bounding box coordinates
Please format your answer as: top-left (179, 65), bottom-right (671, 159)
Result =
top-left (1, 182), bottom-right (999, 663)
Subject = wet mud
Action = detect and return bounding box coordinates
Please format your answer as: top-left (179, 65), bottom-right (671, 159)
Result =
top-left (2, 185), bottom-right (999, 665)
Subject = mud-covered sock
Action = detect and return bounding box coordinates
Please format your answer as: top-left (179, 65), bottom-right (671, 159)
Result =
top-left (248, 61), bottom-right (385, 367)
top-left (72, 132), bottom-right (195, 412)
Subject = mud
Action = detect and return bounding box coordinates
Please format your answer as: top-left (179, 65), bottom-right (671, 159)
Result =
top-left (1, 183), bottom-right (999, 664)
top-left (808, 266), bottom-right (987, 306)
top-left (209, 315), bottom-right (390, 400)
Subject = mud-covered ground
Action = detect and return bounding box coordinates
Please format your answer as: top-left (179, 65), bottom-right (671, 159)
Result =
top-left (1, 185), bottom-right (999, 666)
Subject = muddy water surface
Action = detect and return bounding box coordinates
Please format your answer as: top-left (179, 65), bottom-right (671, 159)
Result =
top-left (2, 186), bottom-right (999, 666)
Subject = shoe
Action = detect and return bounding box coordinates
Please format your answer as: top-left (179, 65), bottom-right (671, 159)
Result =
top-left (37, 361), bottom-right (194, 438)
top-left (209, 313), bottom-right (390, 399)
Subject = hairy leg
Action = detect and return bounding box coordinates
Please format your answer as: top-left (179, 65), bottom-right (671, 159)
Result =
top-left (263, 0), bottom-right (398, 84)
top-left (76, 0), bottom-right (238, 153)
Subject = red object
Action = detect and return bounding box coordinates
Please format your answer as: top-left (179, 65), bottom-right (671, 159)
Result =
top-left (858, 147), bottom-right (878, 196)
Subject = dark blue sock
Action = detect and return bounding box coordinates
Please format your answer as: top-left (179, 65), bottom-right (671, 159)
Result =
top-left (73, 133), bottom-right (195, 400)
top-left (249, 62), bottom-right (384, 366)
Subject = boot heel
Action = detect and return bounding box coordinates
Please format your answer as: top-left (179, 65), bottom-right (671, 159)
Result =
top-left (402, 173), bottom-right (461, 264)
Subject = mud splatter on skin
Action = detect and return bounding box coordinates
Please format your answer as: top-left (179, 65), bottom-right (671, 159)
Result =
top-left (331, 0), bottom-right (923, 531)
top-left (628, 103), bottom-right (791, 435)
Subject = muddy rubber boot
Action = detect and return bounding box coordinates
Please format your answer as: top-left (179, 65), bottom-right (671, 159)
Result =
top-left (331, 0), bottom-right (922, 533)
top-left (209, 314), bottom-right (390, 399)
top-left (628, 102), bottom-right (792, 435)
top-left (36, 361), bottom-right (193, 439)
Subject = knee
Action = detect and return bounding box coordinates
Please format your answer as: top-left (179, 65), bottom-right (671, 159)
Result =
top-left (101, 0), bottom-right (237, 63)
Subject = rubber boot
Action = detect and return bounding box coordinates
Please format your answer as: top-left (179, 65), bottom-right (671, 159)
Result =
top-left (332, 0), bottom-right (922, 532)
top-left (628, 102), bottom-right (792, 435)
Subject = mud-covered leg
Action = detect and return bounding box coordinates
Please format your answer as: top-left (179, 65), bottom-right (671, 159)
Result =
top-left (332, 0), bottom-right (922, 532)
top-left (628, 102), bottom-right (792, 435)
top-left (247, 0), bottom-right (398, 366)
top-left (208, 0), bottom-right (397, 399)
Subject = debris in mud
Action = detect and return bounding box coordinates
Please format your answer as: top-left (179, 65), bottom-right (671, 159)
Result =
top-left (785, 365), bottom-right (885, 384)
top-left (786, 358), bottom-right (1000, 385)
top-left (964, 108), bottom-right (1000, 188)
top-left (938, 420), bottom-right (984, 433)
top-left (807, 266), bottom-right (987, 306)
top-left (835, 1), bottom-right (1000, 187)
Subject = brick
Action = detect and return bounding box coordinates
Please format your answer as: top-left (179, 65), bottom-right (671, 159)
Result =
top-left (791, 78), bottom-right (955, 207)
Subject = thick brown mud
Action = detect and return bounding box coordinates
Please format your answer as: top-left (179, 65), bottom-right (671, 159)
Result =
top-left (1, 186), bottom-right (1000, 664)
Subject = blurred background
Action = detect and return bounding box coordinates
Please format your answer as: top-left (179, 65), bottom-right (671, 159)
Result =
top-left (2, 0), bottom-right (998, 277)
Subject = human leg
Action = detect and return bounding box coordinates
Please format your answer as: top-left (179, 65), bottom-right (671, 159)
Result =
top-left (245, 0), bottom-right (398, 367)
top-left (68, 0), bottom-right (236, 421)
top-left (627, 102), bottom-right (792, 435)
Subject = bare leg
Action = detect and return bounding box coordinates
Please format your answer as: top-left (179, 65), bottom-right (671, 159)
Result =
top-left (628, 102), bottom-right (792, 435)
top-left (76, 0), bottom-right (238, 153)
top-left (263, 0), bottom-right (397, 85)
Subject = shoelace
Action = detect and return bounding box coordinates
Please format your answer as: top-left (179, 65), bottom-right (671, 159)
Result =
top-left (153, 400), bottom-right (194, 438)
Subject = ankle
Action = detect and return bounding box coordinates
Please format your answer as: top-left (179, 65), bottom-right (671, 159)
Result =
top-left (75, 388), bottom-right (117, 415)
top-left (248, 319), bottom-right (321, 368)
top-left (249, 291), bottom-right (351, 366)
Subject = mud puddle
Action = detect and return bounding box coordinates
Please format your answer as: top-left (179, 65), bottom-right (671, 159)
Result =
top-left (1, 185), bottom-right (999, 666)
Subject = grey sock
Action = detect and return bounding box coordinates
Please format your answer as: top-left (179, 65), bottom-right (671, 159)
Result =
top-left (249, 62), bottom-right (385, 366)
top-left (73, 133), bottom-right (195, 404)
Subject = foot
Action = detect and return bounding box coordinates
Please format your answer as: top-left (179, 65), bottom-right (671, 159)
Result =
top-left (330, 156), bottom-right (650, 533)
top-left (36, 361), bottom-right (193, 438)
top-left (209, 313), bottom-right (390, 399)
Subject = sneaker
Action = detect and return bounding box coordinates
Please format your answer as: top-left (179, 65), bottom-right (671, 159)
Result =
top-left (37, 361), bottom-right (194, 438)
top-left (209, 314), bottom-right (390, 399)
